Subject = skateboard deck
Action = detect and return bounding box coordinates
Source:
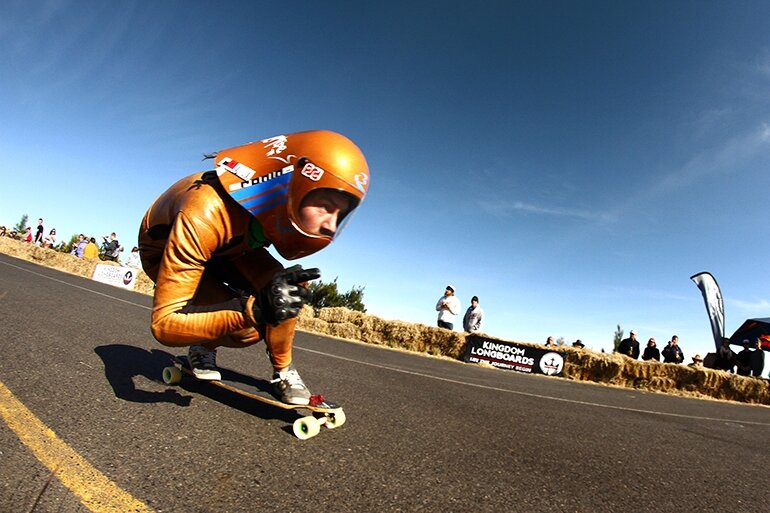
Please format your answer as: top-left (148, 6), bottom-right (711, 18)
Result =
top-left (162, 355), bottom-right (345, 439)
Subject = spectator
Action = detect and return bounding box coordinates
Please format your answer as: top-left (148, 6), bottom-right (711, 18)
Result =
top-left (750, 339), bottom-right (765, 378)
top-left (662, 335), bottom-right (685, 364)
top-left (617, 330), bottom-right (640, 359)
top-left (714, 337), bottom-right (736, 372)
top-left (33, 218), bottom-right (44, 245)
top-left (126, 246), bottom-right (142, 268)
top-left (74, 234), bottom-right (87, 258)
top-left (545, 336), bottom-right (555, 348)
top-left (101, 232), bottom-right (121, 262)
top-left (23, 227), bottom-right (33, 243)
top-left (42, 228), bottom-right (57, 249)
top-left (736, 340), bottom-right (752, 376)
top-left (84, 237), bottom-right (99, 260)
top-left (436, 285), bottom-right (461, 330)
top-left (688, 354), bottom-right (704, 368)
top-left (642, 338), bottom-right (660, 361)
top-left (138, 129), bottom-right (369, 405)
top-left (572, 339), bottom-right (585, 349)
top-left (462, 295), bottom-right (484, 333)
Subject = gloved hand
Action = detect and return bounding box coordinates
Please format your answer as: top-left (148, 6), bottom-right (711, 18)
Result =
top-left (249, 265), bottom-right (320, 325)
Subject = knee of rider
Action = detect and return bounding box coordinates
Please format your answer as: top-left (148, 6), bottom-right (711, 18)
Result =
top-left (227, 327), bottom-right (263, 346)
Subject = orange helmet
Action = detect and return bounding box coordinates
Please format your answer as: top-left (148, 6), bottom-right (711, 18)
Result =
top-left (215, 130), bottom-right (370, 260)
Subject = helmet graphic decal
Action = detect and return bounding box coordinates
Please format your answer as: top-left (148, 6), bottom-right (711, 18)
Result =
top-left (217, 157), bottom-right (257, 182)
top-left (229, 170), bottom-right (292, 216)
top-left (354, 172), bottom-right (369, 194)
top-left (300, 161), bottom-right (325, 181)
top-left (262, 135), bottom-right (289, 161)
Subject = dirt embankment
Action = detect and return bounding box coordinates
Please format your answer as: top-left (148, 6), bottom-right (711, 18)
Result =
top-left (2, 237), bottom-right (767, 406)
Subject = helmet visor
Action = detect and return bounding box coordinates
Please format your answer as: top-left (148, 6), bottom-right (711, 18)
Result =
top-left (293, 188), bottom-right (361, 240)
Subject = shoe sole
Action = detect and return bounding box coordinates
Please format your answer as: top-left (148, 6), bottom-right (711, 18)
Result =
top-left (192, 370), bottom-right (222, 381)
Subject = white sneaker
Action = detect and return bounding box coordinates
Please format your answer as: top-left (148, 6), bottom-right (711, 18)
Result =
top-left (271, 364), bottom-right (311, 405)
top-left (187, 345), bottom-right (221, 381)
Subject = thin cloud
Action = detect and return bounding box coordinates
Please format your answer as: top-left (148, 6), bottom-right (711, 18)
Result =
top-left (729, 297), bottom-right (770, 315)
top-left (762, 123), bottom-right (770, 142)
top-left (480, 200), bottom-right (614, 222)
top-left (656, 124), bottom-right (770, 193)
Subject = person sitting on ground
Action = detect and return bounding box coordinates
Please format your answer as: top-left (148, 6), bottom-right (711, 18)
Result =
top-left (23, 227), bottom-right (33, 243)
top-left (138, 130), bottom-right (370, 405)
top-left (642, 338), bottom-right (660, 361)
top-left (73, 234), bottom-right (88, 258)
top-left (42, 228), bottom-right (57, 249)
top-left (572, 339), bottom-right (585, 349)
top-left (125, 246), bottom-right (142, 268)
top-left (84, 237), bottom-right (99, 260)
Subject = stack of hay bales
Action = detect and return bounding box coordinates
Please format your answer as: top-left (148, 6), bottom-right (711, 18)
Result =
top-left (298, 306), bottom-right (466, 359)
top-left (0, 237), bottom-right (155, 294)
top-left (563, 347), bottom-right (769, 404)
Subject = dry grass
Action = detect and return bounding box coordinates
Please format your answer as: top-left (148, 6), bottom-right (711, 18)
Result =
top-left (0, 238), bottom-right (155, 294)
top-left (2, 237), bottom-right (768, 406)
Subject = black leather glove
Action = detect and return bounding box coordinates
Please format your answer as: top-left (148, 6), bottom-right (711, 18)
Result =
top-left (251, 265), bottom-right (320, 325)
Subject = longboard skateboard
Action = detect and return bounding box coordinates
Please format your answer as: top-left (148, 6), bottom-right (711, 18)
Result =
top-left (162, 356), bottom-right (345, 439)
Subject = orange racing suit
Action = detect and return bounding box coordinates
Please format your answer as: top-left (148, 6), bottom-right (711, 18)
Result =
top-left (138, 171), bottom-right (296, 369)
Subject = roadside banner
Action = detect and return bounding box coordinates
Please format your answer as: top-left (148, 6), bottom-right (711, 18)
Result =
top-left (92, 264), bottom-right (137, 290)
top-left (462, 335), bottom-right (566, 376)
top-left (690, 271), bottom-right (725, 352)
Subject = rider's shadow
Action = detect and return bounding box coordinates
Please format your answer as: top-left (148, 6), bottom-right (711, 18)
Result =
top-left (94, 344), bottom-right (296, 425)
top-left (172, 355), bottom-right (298, 424)
top-left (94, 344), bottom-right (192, 406)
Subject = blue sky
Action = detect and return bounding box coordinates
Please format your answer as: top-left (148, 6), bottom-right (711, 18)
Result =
top-left (2, 1), bottom-right (770, 361)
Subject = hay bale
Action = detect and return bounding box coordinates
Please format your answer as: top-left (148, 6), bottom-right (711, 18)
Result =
top-left (327, 322), bottom-right (361, 340)
top-left (297, 305), bottom-right (315, 322)
top-left (297, 316), bottom-right (329, 334)
top-left (564, 351), bottom-right (625, 383)
top-left (317, 307), bottom-right (366, 324)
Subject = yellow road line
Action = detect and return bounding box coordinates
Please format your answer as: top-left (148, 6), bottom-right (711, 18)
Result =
top-left (0, 380), bottom-right (155, 513)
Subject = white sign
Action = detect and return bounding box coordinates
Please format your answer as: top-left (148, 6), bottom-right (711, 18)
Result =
top-left (92, 264), bottom-right (137, 290)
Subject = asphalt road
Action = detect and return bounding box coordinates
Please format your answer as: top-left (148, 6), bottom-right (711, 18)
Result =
top-left (0, 253), bottom-right (768, 513)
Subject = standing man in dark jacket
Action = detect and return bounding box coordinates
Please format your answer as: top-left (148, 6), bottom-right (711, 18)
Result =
top-left (662, 335), bottom-right (685, 364)
top-left (735, 340), bottom-right (753, 376)
top-left (617, 330), bottom-right (640, 359)
top-left (714, 337), bottom-right (736, 372)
